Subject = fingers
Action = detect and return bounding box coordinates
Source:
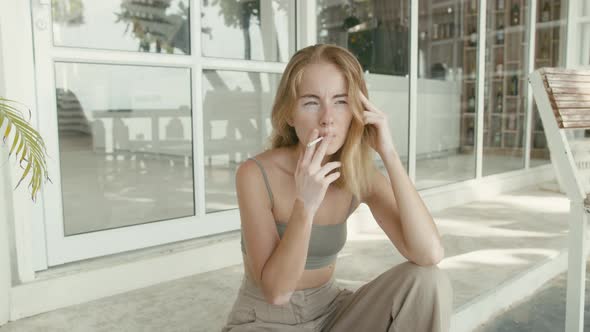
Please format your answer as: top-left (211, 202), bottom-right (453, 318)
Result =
top-left (323, 171), bottom-right (341, 184)
top-left (358, 90), bottom-right (383, 115)
top-left (315, 161), bottom-right (341, 178)
top-left (300, 129), bottom-right (320, 169)
top-left (363, 110), bottom-right (382, 125)
top-left (310, 133), bottom-right (332, 168)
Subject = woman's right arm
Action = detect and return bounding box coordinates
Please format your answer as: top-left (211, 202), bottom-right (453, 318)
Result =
top-left (238, 129), bottom-right (340, 305)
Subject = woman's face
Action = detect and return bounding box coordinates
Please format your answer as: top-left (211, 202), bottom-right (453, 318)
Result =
top-left (289, 62), bottom-right (354, 155)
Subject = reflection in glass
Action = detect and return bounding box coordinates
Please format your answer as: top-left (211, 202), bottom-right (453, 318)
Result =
top-left (482, 0), bottom-right (528, 176)
top-left (52, 0), bottom-right (190, 54)
top-left (54, 62), bottom-right (194, 236)
top-left (530, 0), bottom-right (567, 167)
top-left (416, 0), bottom-right (476, 189)
top-left (582, 23), bottom-right (590, 66)
top-left (317, 0), bottom-right (410, 171)
top-left (567, 130), bottom-right (590, 195)
top-left (200, 0), bottom-right (295, 61)
top-left (202, 70), bottom-right (280, 213)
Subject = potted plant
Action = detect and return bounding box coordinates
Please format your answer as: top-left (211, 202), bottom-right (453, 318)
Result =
top-left (0, 98), bottom-right (50, 201)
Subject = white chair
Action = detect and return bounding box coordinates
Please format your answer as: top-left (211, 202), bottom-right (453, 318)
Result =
top-left (529, 67), bottom-right (590, 332)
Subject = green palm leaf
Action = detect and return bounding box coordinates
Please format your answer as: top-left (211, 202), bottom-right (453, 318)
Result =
top-left (0, 97), bottom-right (50, 201)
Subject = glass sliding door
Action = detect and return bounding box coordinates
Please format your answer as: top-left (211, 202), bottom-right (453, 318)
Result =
top-left (32, 0), bottom-right (296, 266)
top-left (416, 0), bottom-right (478, 189)
top-left (482, 0), bottom-right (529, 176)
top-left (54, 62), bottom-right (194, 236)
top-left (316, 0), bottom-right (411, 171)
top-left (529, 0), bottom-right (568, 167)
top-left (202, 70), bottom-right (281, 213)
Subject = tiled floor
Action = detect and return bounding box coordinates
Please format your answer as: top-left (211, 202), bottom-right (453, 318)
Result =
top-left (0, 183), bottom-right (575, 332)
top-left (476, 261), bottom-right (590, 332)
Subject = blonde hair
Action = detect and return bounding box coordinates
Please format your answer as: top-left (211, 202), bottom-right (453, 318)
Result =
top-left (268, 44), bottom-right (377, 199)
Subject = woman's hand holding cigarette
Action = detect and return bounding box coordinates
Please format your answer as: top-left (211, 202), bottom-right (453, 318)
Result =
top-left (294, 129), bottom-right (341, 216)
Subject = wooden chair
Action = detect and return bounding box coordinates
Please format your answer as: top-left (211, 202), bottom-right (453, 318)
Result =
top-left (529, 67), bottom-right (590, 332)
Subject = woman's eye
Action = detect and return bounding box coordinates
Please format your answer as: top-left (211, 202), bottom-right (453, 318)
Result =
top-left (304, 102), bottom-right (319, 107)
top-left (336, 100), bottom-right (347, 104)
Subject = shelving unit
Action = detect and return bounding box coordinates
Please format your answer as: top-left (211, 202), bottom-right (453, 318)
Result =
top-left (480, 0), bottom-right (528, 154)
top-left (454, 0), bottom-right (563, 157)
top-left (414, 0), bottom-right (565, 158)
top-left (531, 0), bottom-right (566, 159)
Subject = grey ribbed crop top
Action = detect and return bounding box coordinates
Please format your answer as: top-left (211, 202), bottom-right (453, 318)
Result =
top-left (240, 157), bottom-right (357, 270)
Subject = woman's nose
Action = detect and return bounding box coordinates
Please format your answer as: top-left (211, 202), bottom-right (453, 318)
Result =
top-left (320, 105), bottom-right (334, 127)
top-left (320, 118), bottom-right (334, 127)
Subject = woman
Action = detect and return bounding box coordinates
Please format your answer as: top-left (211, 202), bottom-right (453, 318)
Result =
top-left (222, 44), bottom-right (453, 332)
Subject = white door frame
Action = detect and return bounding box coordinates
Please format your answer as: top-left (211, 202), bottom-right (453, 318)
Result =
top-left (29, 0), bottom-right (297, 267)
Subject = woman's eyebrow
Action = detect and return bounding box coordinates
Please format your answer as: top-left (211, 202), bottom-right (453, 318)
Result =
top-left (299, 94), bottom-right (319, 99)
top-left (299, 93), bottom-right (348, 99)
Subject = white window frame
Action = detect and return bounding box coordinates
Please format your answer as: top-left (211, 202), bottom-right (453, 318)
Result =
top-left (27, 0), bottom-right (298, 269)
top-left (3, 0), bottom-right (570, 279)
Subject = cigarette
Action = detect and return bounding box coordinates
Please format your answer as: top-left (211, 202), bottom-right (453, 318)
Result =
top-left (307, 136), bottom-right (323, 148)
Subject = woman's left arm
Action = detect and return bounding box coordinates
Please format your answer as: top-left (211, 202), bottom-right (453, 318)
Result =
top-left (360, 91), bottom-right (444, 266)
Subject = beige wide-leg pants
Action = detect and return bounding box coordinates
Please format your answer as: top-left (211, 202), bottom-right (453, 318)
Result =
top-left (221, 261), bottom-right (453, 332)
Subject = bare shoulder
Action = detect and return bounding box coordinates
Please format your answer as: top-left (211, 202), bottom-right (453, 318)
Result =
top-left (237, 148), bottom-right (292, 175)
top-left (235, 149), bottom-right (291, 192)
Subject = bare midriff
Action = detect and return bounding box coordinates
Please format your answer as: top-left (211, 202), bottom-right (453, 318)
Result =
top-left (242, 253), bottom-right (336, 290)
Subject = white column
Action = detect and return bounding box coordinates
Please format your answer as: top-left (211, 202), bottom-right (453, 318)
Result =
top-left (564, 0), bottom-right (580, 67)
top-left (0, 8), bottom-right (12, 326)
top-left (408, 0), bottom-right (419, 182)
top-left (565, 201), bottom-right (588, 332)
top-left (0, 143), bottom-right (12, 326)
top-left (523, 0), bottom-right (537, 170)
top-left (0, 0), bottom-right (46, 282)
top-left (297, 0), bottom-right (317, 49)
top-left (475, 0), bottom-right (487, 178)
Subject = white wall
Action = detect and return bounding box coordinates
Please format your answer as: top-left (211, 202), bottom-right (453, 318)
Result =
top-left (0, 0), bottom-right (45, 287)
top-left (366, 74), bottom-right (461, 160)
top-left (0, 14), bottom-right (11, 326)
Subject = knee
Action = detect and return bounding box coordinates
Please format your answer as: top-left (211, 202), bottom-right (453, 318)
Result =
top-left (395, 262), bottom-right (453, 299)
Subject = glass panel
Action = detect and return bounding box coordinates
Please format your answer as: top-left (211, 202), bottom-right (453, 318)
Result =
top-left (530, 0), bottom-right (567, 167)
top-left (202, 70), bottom-right (280, 213)
top-left (416, 0), bottom-right (477, 189)
top-left (317, 0), bottom-right (410, 172)
top-left (54, 63), bottom-right (194, 236)
top-left (567, 129), bottom-right (590, 195)
top-left (581, 23), bottom-right (590, 66)
top-left (52, 0), bottom-right (190, 54)
top-left (200, 0), bottom-right (295, 61)
top-left (482, 0), bottom-right (528, 176)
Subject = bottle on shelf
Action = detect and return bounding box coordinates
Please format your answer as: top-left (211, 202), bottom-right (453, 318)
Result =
top-left (466, 127), bottom-right (474, 146)
top-left (494, 132), bottom-right (502, 146)
top-left (508, 114), bottom-right (516, 130)
top-left (495, 48), bottom-right (504, 75)
top-left (511, 75), bottom-right (519, 95)
top-left (511, 0), bottom-right (520, 25)
top-left (496, 24), bottom-right (505, 44)
top-left (495, 86), bottom-right (503, 112)
top-left (539, 33), bottom-right (551, 60)
top-left (468, 93), bottom-right (476, 112)
top-left (469, 27), bottom-right (478, 47)
top-left (541, 0), bottom-right (551, 22)
top-left (433, 24), bottom-right (438, 40)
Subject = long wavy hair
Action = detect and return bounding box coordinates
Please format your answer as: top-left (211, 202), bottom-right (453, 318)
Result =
top-left (268, 44), bottom-right (377, 199)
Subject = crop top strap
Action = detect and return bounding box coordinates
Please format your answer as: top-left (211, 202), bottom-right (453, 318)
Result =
top-left (247, 157), bottom-right (274, 210)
